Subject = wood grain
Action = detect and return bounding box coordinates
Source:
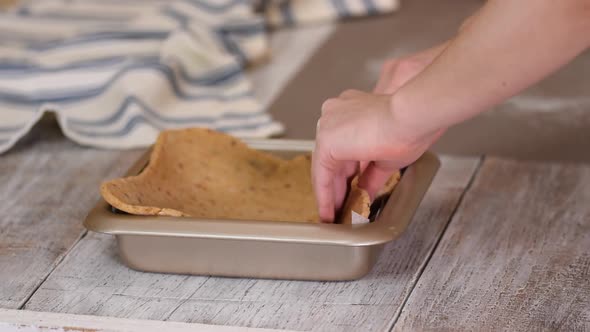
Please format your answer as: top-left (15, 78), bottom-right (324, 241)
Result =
top-left (0, 23), bottom-right (330, 310)
top-left (394, 157), bottom-right (590, 331)
top-left (0, 118), bottom-right (142, 309)
top-left (0, 309), bottom-right (287, 332)
top-left (24, 156), bottom-right (479, 332)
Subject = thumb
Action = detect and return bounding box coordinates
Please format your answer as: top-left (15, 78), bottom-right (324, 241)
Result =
top-left (357, 161), bottom-right (400, 200)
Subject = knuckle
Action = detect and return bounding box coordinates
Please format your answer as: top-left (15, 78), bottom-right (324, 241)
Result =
top-left (314, 140), bottom-right (333, 163)
top-left (318, 179), bottom-right (333, 190)
top-left (321, 98), bottom-right (338, 114)
top-left (321, 146), bottom-right (337, 167)
top-left (339, 89), bottom-right (358, 97)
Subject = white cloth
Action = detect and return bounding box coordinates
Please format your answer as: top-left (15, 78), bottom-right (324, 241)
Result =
top-left (261, 0), bottom-right (400, 27)
top-left (0, 0), bottom-right (399, 154)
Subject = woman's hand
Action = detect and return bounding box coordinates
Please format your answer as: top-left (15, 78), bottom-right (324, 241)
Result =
top-left (351, 43), bottom-right (449, 176)
top-left (312, 90), bottom-right (444, 222)
top-left (313, 0), bottom-right (590, 223)
top-left (311, 44), bottom-right (449, 223)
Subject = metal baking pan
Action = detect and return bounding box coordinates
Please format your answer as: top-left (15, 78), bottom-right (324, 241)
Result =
top-left (84, 139), bottom-right (440, 281)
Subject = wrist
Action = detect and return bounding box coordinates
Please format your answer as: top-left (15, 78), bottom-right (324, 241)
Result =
top-left (389, 88), bottom-right (442, 147)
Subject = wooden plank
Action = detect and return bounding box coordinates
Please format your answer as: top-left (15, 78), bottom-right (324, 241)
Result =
top-left (394, 157), bottom-right (590, 331)
top-left (0, 309), bottom-right (288, 332)
top-left (0, 23), bottom-right (329, 310)
top-left (0, 119), bottom-right (142, 309)
top-left (24, 156), bottom-right (479, 332)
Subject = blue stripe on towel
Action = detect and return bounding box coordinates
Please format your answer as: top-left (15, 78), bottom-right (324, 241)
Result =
top-left (0, 0), bottom-right (283, 153)
top-left (279, 0), bottom-right (295, 26)
top-left (176, 63), bottom-right (243, 86)
top-left (16, 7), bottom-right (132, 21)
top-left (215, 30), bottom-right (248, 65)
top-left (163, 6), bottom-right (265, 35)
top-left (0, 62), bottom-right (248, 104)
top-left (161, 7), bottom-right (191, 27)
top-left (68, 113), bottom-right (165, 137)
top-left (67, 96), bottom-right (266, 127)
top-left (67, 113), bottom-right (274, 138)
top-left (362, 0), bottom-right (379, 15)
top-left (0, 56), bottom-right (242, 86)
top-left (183, 0), bottom-right (249, 13)
top-left (0, 125), bottom-right (23, 133)
top-left (26, 30), bottom-right (170, 51)
top-left (217, 22), bottom-right (266, 35)
top-left (13, 30), bottom-right (256, 75)
top-left (0, 56), bottom-right (155, 74)
top-left (330, 0), bottom-right (349, 18)
top-left (163, 10), bottom-right (265, 37)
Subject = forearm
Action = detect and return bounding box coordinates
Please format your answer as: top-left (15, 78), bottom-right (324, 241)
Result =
top-left (393, 0), bottom-right (590, 138)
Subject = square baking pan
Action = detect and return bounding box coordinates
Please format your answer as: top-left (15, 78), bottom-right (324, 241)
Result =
top-left (84, 139), bottom-right (440, 281)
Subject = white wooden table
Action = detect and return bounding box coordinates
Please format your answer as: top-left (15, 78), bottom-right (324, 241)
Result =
top-left (1, 13), bottom-right (590, 332)
top-left (2, 117), bottom-right (589, 331)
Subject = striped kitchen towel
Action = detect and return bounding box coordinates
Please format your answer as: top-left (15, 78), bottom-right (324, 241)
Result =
top-left (259, 0), bottom-right (400, 27)
top-left (0, 0), bottom-right (399, 154)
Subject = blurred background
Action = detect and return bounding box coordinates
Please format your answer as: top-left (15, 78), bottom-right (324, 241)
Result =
top-left (265, 0), bottom-right (590, 162)
top-left (2, 0), bottom-right (590, 161)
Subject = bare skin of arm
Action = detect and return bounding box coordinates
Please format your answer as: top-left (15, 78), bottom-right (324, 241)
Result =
top-left (313, 0), bottom-right (590, 222)
top-left (373, 7), bottom-right (480, 94)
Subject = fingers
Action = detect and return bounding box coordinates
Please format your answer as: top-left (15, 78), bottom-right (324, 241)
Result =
top-left (358, 161), bottom-right (400, 200)
top-left (321, 90), bottom-right (365, 117)
top-left (314, 89), bottom-right (396, 221)
top-left (315, 96), bottom-right (343, 222)
top-left (333, 173), bottom-right (348, 212)
top-left (339, 89), bottom-right (364, 99)
top-left (314, 111), bottom-right (361, 222)
top-left (312, 144), bottom-right (360, 222)
top-left (312, 142), bottom-right (336, 222)
top-left (321, 98), bottom-right (338, 116)
top-left (335, 161), bottom-right (360, 210)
